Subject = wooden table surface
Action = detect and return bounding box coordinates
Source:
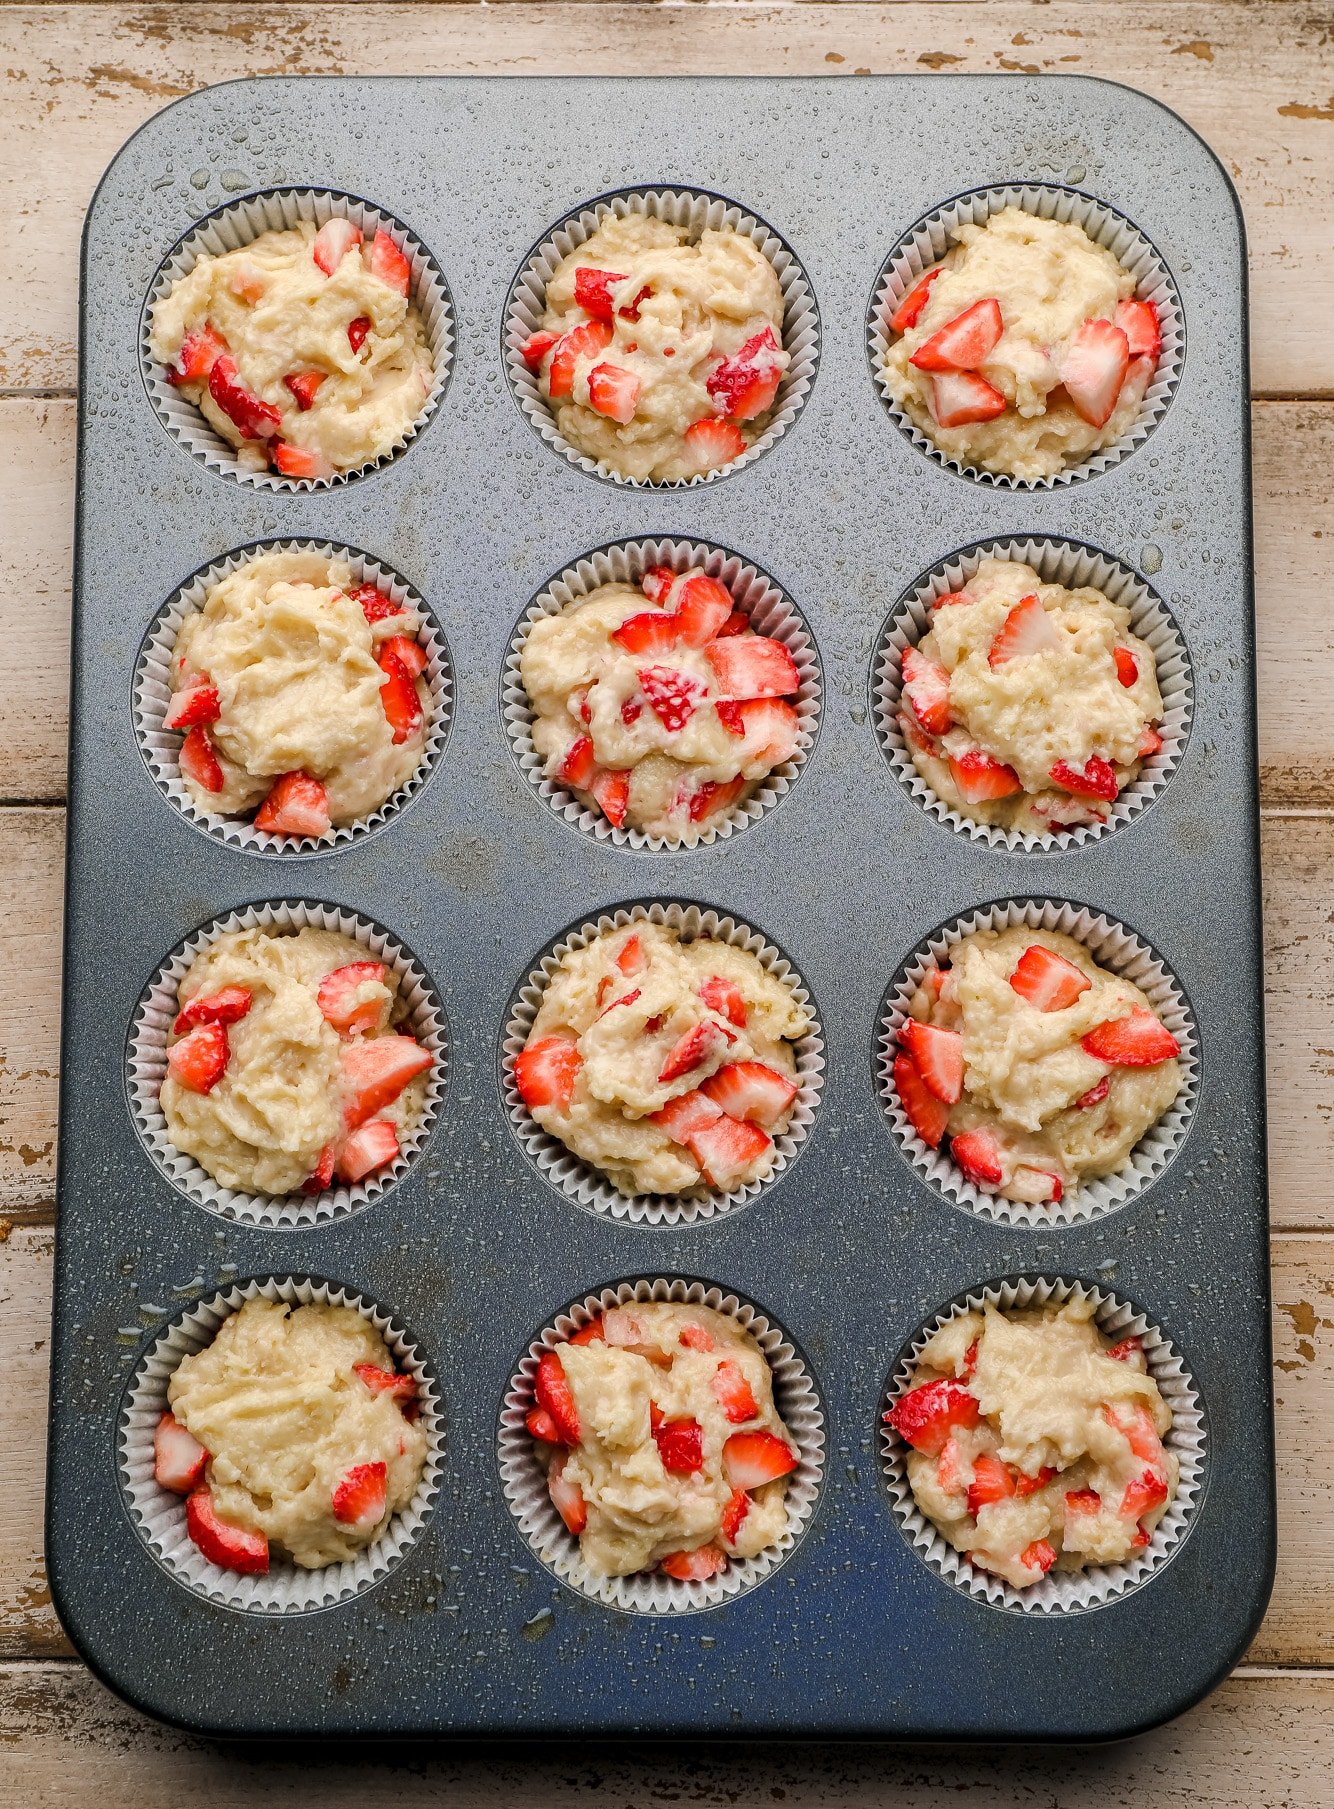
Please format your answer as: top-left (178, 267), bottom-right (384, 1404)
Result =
top-left (3, 3), bottom-right (1332, 1800)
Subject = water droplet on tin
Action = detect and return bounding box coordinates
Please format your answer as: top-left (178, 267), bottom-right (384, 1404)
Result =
top-left (190, 169), bottom-right (211, 191)
top-left (1140, 544), bottom-right (1163, 574)
top-left (522, 1609), bottom-right (554, 1642)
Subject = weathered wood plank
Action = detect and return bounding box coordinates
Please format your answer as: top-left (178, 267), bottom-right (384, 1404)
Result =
top-left (1, 4), bottom-right (1332, 395)
top-left (0, 811), bottom-right (61, 1211)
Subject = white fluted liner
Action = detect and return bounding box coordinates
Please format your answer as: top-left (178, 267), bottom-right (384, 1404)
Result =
top-left (868, 184), bottom-right (1183, 488)
top-left (119, 1276), bottom-right (442, 1613)
top-left (881, 1276), bottom-right (1205, 1613)
top-left (873, 538), bottom-right (1192, 852)
top-left (503, 539), bottom-right (821, 850)
top-left (499, 1278), bottom-right (825, 1614)
top-left (127, 901), bottom-right (447, 1226)
top-left (504, 188), bottom-right (819, 487)
top-left (141, 189), bottom-right (453, 489)
top-left (134, 541), bottom-right (452, 855)
top-left (504, 902), bottom-right (824, 1226)
top-left (878, 900), bottom-right (1198, 1227)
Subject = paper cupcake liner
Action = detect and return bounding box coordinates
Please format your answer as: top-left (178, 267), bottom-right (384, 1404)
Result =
top-left (141, 188), bottom-right (453, 490)
top-left (504, 187), bottom-right (819, 487)
top-left (867, 184), bottom-right (1184, 489)
top-left (134, 540), bottom-right (452, 857)
top-left (503, 902), bottom-right (825, 1226)
top-left (880, 1275), bottom-right (1206, 1613)
top-left (503, 538), bottom-right (821, 850)
top-left (499, 1277), bottom-right (825, 1614)
top-left (127, 900), bottom-right (447, 1227)
top-left (873, 537), bottom-right (1193, 852)
top-left (119, 1275), bottom-right (443, 1613)
top-left (877, 899), bottom-right (1198, 1227)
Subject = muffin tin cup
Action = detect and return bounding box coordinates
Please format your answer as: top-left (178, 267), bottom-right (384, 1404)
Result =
top-left (141, 188), bottom-right (454, 490)
top-left (126, 900), bottom-right (447, 1227)
top-left (503, 538), bottom-right (821, 850)
top-left (873, 537), bottom-right (1193, 852)
top-left (868, 183), bottom-right (1184, 489)
top-left (878, 899), bottom-right (1198, 1227)
top-left (498, 1277), bottom-right (825, 1614)
top-left (118, 1275), bottom-right (444, 1614)
top-left (504, 187), bottom-right (819, 488)
top-left (503, 901), bottom-right (825, 1226)
top-left (880, 1275), bottom-right (1206, 1614)
top-left (134, 541), bottom-right (453, 856)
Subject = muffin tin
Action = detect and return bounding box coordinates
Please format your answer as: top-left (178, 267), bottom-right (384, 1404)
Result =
top-left (50, 75), bottom-right (1272, 1740)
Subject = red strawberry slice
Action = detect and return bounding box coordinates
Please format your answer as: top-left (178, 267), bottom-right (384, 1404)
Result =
top-left (168, 1023), bottom-right (228, 1094)
top-left (988, 594), bottom-right (1060, 667)
top-left (514, 1035), bottom-right (580, 1111)
top-left (601, 1308), bottom-right (645, 1347)
top-left (640, 566), bottom-right (678, 604)
top-left (589, 767), bottom-right (630, 827)
top-left (174, 985), bottom-right (251, 1034)
top-left (893, 1051), bottom-right (950, 1149)
top-left (884, 1378), bottom-right (980, 1455)
top-left (1015, 1465), bottom-right (1058, 1498)
top-left (951, 1126), bottom-right (1004, 1188)
top-left (929, 370), bottom-right (1008, 427)
top-left (154, 1412), bottom-right (207, 1493)
top-left (1009, 944), bottom-right (1091, 1013)
top-left (614, 933), bottom-right (645, 977)
top-left (685, 1115), bottom-right (772, 1190)
top-left (569, 686), bottom-right (593, 726)
top-left (1114, 646), bottom-right (1139, 688)
top-left (377, 645), bottom-right (423, 745)
top-left (1105, 1402), bottom-right (1166, 1467)
top-left (722, 1429), bottom-right (799, 1489)
top-left (588, 361), bottom-right (641, 424)
top-left (186, 1489), bottom-right (269, 1574)
top-left (932, 591), bottom-right (970, 610)
top-left (715, 700), bottom-right (746, 737)
top-left (302, 1143), bottom-right (335, 1195)
top-left (1105, 1335), bottom-right (1145, 1365)
top-left (1020, 1538), bottom-right (1057, 1576)
top-left (720, 1487), bottom-right (751, 1545)
top-left (354, 1362), bottom-right (417, 1409)
top-left (1115, 297), bottom-right (1162, 360)
top-left (1081, 1007), bottom-right (1179, 1066)
top-left (317, 962), bottom-right (388, 1037)
top-left (716, 610), bottom-right (749, 638)
top-left (706, 326), bottom-right (784, 421)
top-left (948, 748), bottom-right (1022, 803)
top-left (639, 665), bottom-right (704, 732)
top-left (899, 1020), bottom-right (964, 1105)
top-left (568, 1317), bottom-right (605, 1347)
top-left (1065, 1487), bottom-right (1102, 1516)
top-left (650, 1088), bottom-right (723, 1144)
top-left (966, 1452), bottom-right (1016, 1517)
top-left (341, 1036), bottom-right (432, 1130)
top-left (611, 610), bottom-right (682, 655)
top-left (900, 704), bottom-right (943, 756)
top-left (901, 647), bottom-right (953, 734)
top-left (735, 698), bottom-right (800, 765)
top-left (547, 1450), bottom-right (587, 1534)
top-left (336, 1120), bottom-right (400, 1183)
top-left (368, 229), bottom-right (411, 296)
top-left (890, 267), bottom-right (942, 334)
top-left (1120, 1468), bottom-right (1169, 1520)
top-left (179, 725), bottom-right (225, 794)
top-left (535, 1351), bottom-right (581, 1445)
top-left (573, 266), bottom-right (628, 322)
top-left (207, 354), bottom-right (281, 440)
top-left (272, 443), bottom-right (335, 480)
top-left (698, 975), bottom-right (747, 1028)
top-left (1138, 724), bottom-right (1163, 758)
top-left (170, 322), bottom-right (228, 384)
top-left (910, 298), bottom-right (1004, 372)
top-left (661, 1544), bottom-right (725, 1581)
top-left (619, 284), bottom-right (652, 322)
top-left (520, 329), bottom-right (558, 369)
top-left (351, 583), bottom-right (403, 625)
top-left (704, 636), bottom-right (800, 700)
top-left (1130, 1523), bottom-right (1151, 1549)
top-left (659, 1019), bottom-right (735, 1084)
top-left (677, 1322), bottom-right (715, 1354)
top-left (712, 1360), bottom-right (759, 1424)
top-left (254, 770), bottom-right (331, 838)
top-left (1015, 1167), bottom-right (1064, 1204)
top-left (283, 370), bottom-right (326, 411)
top-left (526, 1406), bottom-right (563, 1443)
top-left (701, 1060), bottom-right (799, 1127)
top-left (654, 1415), bottom-right (705, 1475)
top-left (332, 1461), bottom-right (387, 1529)
top-left (379, 634), bottom-right (427, 679)
top-left (548, 319), bottom-right (613, 399)
top-left (687, 777), bottom-right (747, 823)
top-left (674, 573), bottom-right (735, 646)
top-left (1049, 756), bottom-right (1119, 802)
top-left (937, 1436), bottom-right (970, 1495)
top-left (1073, 1075), bottom-right (1111, 1110)
top-left (165, 680), bottom-right (221, 731)
top-left (312, 218), bottom-right (361, 276)
top-left (558, 735), bottom-right (597, 791)
top-left (682, 417), bottom-right (746, 473)
top-left (347, 316), bottom-right (372, 354)
top-left (1059, 318), bottom-right (1131, 427)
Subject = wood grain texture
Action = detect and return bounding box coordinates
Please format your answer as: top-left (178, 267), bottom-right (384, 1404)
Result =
top-left (1, 3), bottom-right (1332, 395)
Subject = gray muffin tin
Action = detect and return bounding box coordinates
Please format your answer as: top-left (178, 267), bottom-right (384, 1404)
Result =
top-left (50, 75), bottom-right (1273, 1739)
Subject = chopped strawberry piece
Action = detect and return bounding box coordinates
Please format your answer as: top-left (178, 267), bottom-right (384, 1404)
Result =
top-left (639, 665), bottom-right (704, 732)
top-left (558, 735), bottom-right (597, 791)
top-left (884, 1378), bottom-right (981, 1455)
top-left (1009, 944), bottom-right (1091, 1013)
top-left (734, 697), bottom-right (800, 765)
top-left (659, 1019), bottom-right (734, 1084)
top-left (685, 1115), bottom-right (772, 1190)
top-left (254, 770), bottom-right (331, 838)
top-left (596, 1308), bottom-right (641, 1347)
top-left (1058, 318), bottom-right (1131, 427)
top-left (1073, 1075), bottom-right (1111, 1110)
top-left (154, 1412), bottom-right (207, 1493)
top-left (302, 1143), bottom-right (335, 1195)
top-left (317, 962), bottom-right (388, 1037)
top-left (910, 298), bottom-right (1004, 373)
top-left (1015, 1466), bottom-right (1058, 1498)
top-left (722, 1429), bottom-right (799, 1489)
top-left (899, 1021), bottom-right (964, 1105)
top-left (547, 1450), bottom-right (587, 1534)
top-left (1138, 724), bottom-right (1163, 758)
top-left (1015, 1166), bottom-right (1064, 1204)
top-left (1104, 1403), bottom-right (1167, 1467)
top-left (340, 1035), bottom-right (432, 1130)
top-left (567, 1316), bottom-right (605, 1347)
top-left (687, 776), bottom-right (747, 823)
top-left (312, 217), bottom-right (361, 276)
top-left (962, 1338), bottom-right (979, 1379)
top-left (1050, 756), bottom-right (1119, 802)
top-left (702, 1060), bottom-right (798, 1127)
top-left (619, 284), bottom-right (652, 322)
top-left (966, 1452), bottom-right (1016, 1517)
top-left (1120, 1469), bottom-right (1169, 1520)
top-left (283, 370), bottom-right (326, 411)
top-left (661, 1544), bottom-right (725, 1581)
top-left (520, 329), bottom-right (558, 371)
top-left (379, 634), bottom-right (426, 679)
top-left (681, 417), bottom-right (746, 473)
top-left (368, 228), bottom-right (411, 296)
top-left (1020, 1539), bottom-right (1057, 1576)
top-left (351, 583), bottom-right (403, 625)
top-left (706, 326), bottom-right (784, 421)
top-left (698, 975), bottom-right (747, 1029)
top-left (1115, 297), bottom-right (1162, 360)
top-left (712, 1360), bottom-right (759, 1424)
top-left (526, 1406), bottom-right (563, 1443)
top-left (336, 1120), bottom-right (400, 1183)
top-left (514, 1035), bottom-right (580, 1111)
top-left (573, 266), bottom-right (628, 322)
top-left (901, 646), bottom-right (953, 735)
top-left (165, 680), bottom-right (221, 731)
top-left (179, 724), bottom-right (225, 794)
top-left (988, 594), bottom-right (1060, 667)
top-left (937, 1436), bottom-right (970, 1495)
top-left (674, 573), bottom-right (735, 646)
top-left (1114, 646), bottom-right (1139, 688)
top-left (535, 1351), bottom-right (581, 1445)
top-left (1065, 1488), bottom-right (1102, 1516)
top-left (1106, 1335), bottom-right (1144, 1364)
top-left (903, 711), bottom-right (945, 765)
top-left (948, 748), bottom-right (1022, 803)
top-left (716, 610), bottom-right (749, 638)
top-left (272, 443), bottom-right (335, 480)
top-left (951, 1126), bottom-right (1004, 1189)
top-left (715, 700), bottom-right (746, 737)
top-left (186, 1489), bottom-right (269, 1574)
top-left (1081, 1008), bottom-right (1179, 1066)
top-left (207, 354), bottom-right (281, 440)
top-left (376, 645), bottom-right (423, 745)
top-left (548, 319), bottom-right (613, 399)
top-left (890, 267), bottom-right (942, 334)
top-left (654, 1416), bottom-right (705, 1475)
top-left (588, 361), bottom-right (641, 424)
top-left (720, 1488), bottom-right (751, 1545)
top-left (347, 316), bottom-right (372, 353)
top-left (613, 934), bottom-right (644, 979)
top-left (353, 1362), bottom-right (416, 1409)
top-left (611, 610), bottom-right (681, 655)
top-left (650, 1088), bottom-right (724, 1144)
top-left (932, 591), bottom-right (970, 610)
top-left (928, 370), bottom-right (1008, 428)
top-left (1131, 1523), bottom-right (1152, 1549)
top-left (174, 986), bottom-right (251, 1035)
top-left (170, 323), bottom-right (227, 384)
top-left (332, 1461), bottom-right (387, 1529)
top-left (893, 1051), bottom-right (951, 1149)
top-left (589, 767), bottom-right (630, 827)
top-left (678, 1321), bottom-right (715, 1353)
top-left (168, 1023), bottom-right (228, 1095)
top-left (640, 566), bottom-right (677, 604)
top-left (704, 636), bottom-right (800, 700)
